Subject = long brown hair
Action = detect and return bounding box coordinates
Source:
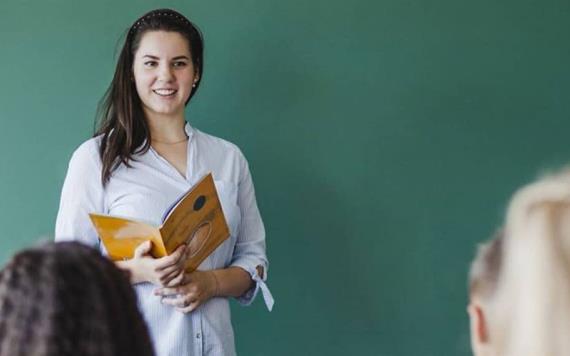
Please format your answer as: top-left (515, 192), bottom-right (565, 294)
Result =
top-left (0, 242), bottom-right (154, 356)
top-left (95, 8), bottom-right (204, 185)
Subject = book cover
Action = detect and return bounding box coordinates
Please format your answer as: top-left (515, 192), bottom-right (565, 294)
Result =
top-left (89, 173), bottom-right (230, 272)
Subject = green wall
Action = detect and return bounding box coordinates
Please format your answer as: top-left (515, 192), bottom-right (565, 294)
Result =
top-left (1, 0), bottom-right (569, 354)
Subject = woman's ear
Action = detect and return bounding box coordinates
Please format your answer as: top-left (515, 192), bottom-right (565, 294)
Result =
top-left (192, 72), bottom-right (200, 88)
top-left (467, 302), bottom-right (489, 355)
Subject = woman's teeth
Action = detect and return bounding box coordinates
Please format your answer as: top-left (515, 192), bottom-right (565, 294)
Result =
top-left (153, 89), bottom-right (177, 96)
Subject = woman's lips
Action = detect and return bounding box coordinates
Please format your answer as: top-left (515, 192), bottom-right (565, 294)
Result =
top-left (153, 89), bottom-right (177, 97)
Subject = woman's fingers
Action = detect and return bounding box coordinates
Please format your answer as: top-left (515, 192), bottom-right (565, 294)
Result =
top-left (160, 268), bottom-right (184, 286)
top-left (154, 274), bottom-right (204, 313)
top-left (154, 285), bottom-right (181, 297)
top-left (163, 270), bottom-right (185, 287)
top-left (160, 293), bottom-right (200, 313)
top-left (157, 263), bottom-right (181, 279)
top-left (133, 240), bottom-right (152, 258)
top-left (176, 300), bottom-right (200, 314)
top-left (160, 294), bottom-right (188, 307)
top-left (155, 245), bottom-right (186, 270)
top-left (155, 282), bottom-right (197, 297)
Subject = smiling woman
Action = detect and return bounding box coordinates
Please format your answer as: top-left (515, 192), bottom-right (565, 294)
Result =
top-left (133, 31), bottom-right (198, 121)
top-left (94, 9), bottom-right (204, 184)
top-left (55, 8), bottom-right (273, 356)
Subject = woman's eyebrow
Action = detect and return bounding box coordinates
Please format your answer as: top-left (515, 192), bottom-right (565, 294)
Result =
top-left (141, 55), bottom-right (189, 60)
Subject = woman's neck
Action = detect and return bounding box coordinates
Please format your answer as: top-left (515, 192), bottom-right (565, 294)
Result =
top-left (145, 111), bottom-right (187, 143)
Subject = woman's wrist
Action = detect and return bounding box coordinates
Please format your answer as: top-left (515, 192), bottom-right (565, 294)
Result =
top-left (204, 267), bottom-right (253, 298)
top-left (116, 259), bottom-right (147, 284)
top-left (210, 270), bottom-right (220, 298)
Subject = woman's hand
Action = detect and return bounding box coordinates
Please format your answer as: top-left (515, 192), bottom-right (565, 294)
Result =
top-left (118, 241), bottom-right (187, 287)
top-left (153, 270), bottom-right (219, 313)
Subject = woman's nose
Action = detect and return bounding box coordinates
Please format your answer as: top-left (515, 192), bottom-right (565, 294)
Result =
top-left (157, 64), bottom-right (174, 81)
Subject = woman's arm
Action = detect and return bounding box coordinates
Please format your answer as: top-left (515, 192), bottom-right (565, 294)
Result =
top-left (154, 266), bottom-right (262, 313)
top-left (55, 141), bottom-right (189, 288)
top-left (226, 152), bottom-right (273, 309)
top-left (156, 151), bottom-right (273, 312)
top-left (55, 141), bottom-right (105, 247)
top-left (211, 266), bottom-right (264, 297)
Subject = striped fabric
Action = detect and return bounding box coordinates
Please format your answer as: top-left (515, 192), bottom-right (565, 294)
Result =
top-left (55, 123), bottom-right (273, 356)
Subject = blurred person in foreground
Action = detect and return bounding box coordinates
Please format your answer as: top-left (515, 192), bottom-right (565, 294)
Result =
top-left (0, 241), bottom-right (154, 356)
top-left (468, 169), bottom-right (570, 356)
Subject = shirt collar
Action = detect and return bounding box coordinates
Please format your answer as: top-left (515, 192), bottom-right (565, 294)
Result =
top-left (184, 121), bottom-right (195, 141)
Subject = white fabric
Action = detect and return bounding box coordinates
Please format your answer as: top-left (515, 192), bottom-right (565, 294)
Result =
top-left (55, 123), bottom-right (273, 356)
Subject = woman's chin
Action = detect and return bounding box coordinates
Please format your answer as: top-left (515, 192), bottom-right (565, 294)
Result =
top-left (144, 103), bottom-right (184, 117)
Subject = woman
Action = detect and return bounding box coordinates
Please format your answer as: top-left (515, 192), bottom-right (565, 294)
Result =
top-left (0, 241), bottom-right (154, 356)
top-left (55, 8), bottom-right (273, 356)
top-left (467, 170), bottom-right (570, 356)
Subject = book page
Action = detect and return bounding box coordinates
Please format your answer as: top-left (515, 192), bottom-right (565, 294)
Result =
top-left (89, 214), bottom-right (167, 260)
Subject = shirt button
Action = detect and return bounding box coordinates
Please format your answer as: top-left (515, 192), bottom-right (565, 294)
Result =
top-left (196, 333), bottom-right (201, 339)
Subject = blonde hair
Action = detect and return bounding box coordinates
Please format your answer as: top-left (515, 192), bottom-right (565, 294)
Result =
top-left (489, 170), bottom-right (570, 356)
top-left (468, 230), bottom-right (503, 301)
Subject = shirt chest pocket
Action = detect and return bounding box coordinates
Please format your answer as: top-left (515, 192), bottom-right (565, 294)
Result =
top-left (214, 180), bottom-right (241, 241)
top-left (207, 180), bottom-right (241, 268)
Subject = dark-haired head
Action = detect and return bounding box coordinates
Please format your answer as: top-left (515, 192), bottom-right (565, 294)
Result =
top-left (0, 242), bottom-right (154, 356)
top-left (95, 9), bottom-right (204, 185)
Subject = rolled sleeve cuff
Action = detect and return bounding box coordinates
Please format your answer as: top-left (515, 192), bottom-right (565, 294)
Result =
top-left (231, 262), bottom-right (274, 311)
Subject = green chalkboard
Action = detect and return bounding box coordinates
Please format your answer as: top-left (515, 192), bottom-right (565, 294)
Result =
top-left (0, 0), bottom-right (569, 354)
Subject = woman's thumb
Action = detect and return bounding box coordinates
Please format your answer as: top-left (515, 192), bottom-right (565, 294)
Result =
top-left (134, 240), bottom-right (152, 258)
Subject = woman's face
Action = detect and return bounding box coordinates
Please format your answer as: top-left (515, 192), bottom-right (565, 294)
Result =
top-left (132, 31), bottom-right (198, 118)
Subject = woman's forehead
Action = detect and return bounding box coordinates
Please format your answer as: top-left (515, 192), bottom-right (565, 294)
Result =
top-left (136, 31), bottom-right (191, 57)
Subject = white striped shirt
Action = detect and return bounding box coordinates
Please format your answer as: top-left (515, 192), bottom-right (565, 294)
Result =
top-left (55, 123), bottom-right (274, 356)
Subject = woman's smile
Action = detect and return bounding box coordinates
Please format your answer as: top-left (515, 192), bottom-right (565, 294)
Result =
top-left (153, 88), bottom-right (178, 97)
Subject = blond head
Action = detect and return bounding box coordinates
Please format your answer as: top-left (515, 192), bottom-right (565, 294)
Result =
top-left (490, 169), bottom-right (570, 356)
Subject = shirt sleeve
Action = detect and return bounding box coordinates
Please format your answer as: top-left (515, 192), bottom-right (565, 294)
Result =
top-left (229, 152), bottom-right (274, 311)
top-left (55, 140), bottom-right (105, 248)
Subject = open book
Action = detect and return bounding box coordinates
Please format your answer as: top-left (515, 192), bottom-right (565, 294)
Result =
top-left (89, 173), bottom-right (230, 272)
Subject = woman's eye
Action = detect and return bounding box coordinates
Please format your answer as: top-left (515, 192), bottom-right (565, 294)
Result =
top-left (144, 61), bottom-right (158, 67)
top-left (173, 61), bottom-right (187, 67)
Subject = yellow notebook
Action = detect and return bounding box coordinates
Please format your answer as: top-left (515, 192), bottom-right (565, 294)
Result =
top-left (89, 173), bottom-right (230, 272)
